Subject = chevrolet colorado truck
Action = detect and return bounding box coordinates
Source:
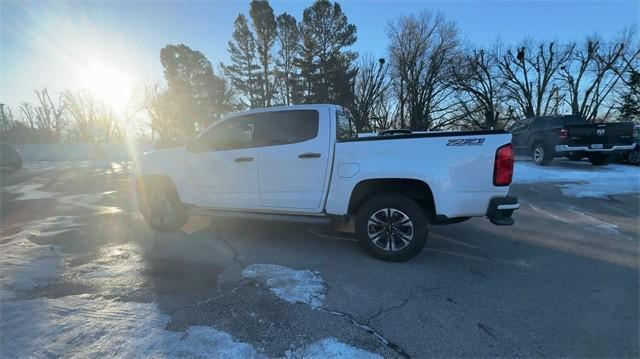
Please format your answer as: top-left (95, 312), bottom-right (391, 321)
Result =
top-left (511, 115), bottom-right (636, 166)
top-left (135, 104), bottom-right (518, 261)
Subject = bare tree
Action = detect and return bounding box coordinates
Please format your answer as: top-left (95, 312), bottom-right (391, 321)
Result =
top-left (560, 33), bottom-right (639, 122)
top-left (497, 40), bottom-right (574, 118)
top-left (64, 91), bottom-right (120, 142)
top-left (370, 85), bottom-right (395, 131)
top-left (387, 11), bottom-right (460, 130)
top-left (449, 48), bottom-right (510, 129)
top-left (0, 105), bottom-right (15, 133)
top-left (18, 103), bottom-right (38, 129)
top-left (352, 56), bottom-right (391, 131)
top-left (143, 84), bottom-right (180, 142)
top-left (34, 89), bottom-right (66, 141)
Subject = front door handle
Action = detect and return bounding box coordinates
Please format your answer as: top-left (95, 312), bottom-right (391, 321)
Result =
top-left (234, 156), bottom-right (254, 162)
top-left (298, 152), bottom-right (321, 159)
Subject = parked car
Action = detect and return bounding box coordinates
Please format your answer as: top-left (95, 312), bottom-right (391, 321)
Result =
top-left (135, 104), bottom-right (518, 262)
top-left (511, 115), bottom-right (636, 166)
top-left (0, 143), bottom-right (23, 170)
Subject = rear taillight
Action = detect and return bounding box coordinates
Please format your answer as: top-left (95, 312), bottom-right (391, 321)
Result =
top-left (493, 143), bottom-right (514, 186)
top-left (559, 128), bottom-right (568, 139)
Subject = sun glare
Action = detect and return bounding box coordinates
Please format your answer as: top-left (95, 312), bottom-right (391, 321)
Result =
top-left (77, 62), bottom-right (133, 112)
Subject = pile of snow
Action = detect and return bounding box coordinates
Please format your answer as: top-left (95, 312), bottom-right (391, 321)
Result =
top-left (514, 161), bottom-right (640, 198)
top-left (242, 264), bottom-right (325, 309)
top-left (0, 216), bottom-right (81, 300)
top-left (286, 338), bottom-right (382, 359)
top-left (0, 295), bottom-right (261, 358)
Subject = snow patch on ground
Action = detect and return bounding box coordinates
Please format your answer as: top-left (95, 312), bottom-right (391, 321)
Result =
top-left (242, 264), bottom-right (325, 309)
top-left (0, 216), bottom-right (81, 300)
top-left (514, 161), bottom-right (640, 198)
top-left (4, 183), bottom-right (60, 200)
top-left (286, 337), bottom-right (382, 359)
top-left (0, 295), bottom-right (262, 358)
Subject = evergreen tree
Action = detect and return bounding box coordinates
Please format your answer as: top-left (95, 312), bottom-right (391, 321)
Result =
top-left (275, 12), bottom-right (301, 105)
top-left (224, 14), bottom-right (260, 108)
top-left (250, 0), bottom-right (277, 107)
top-left (159, 44), bottom-right (230, 136)
top-left (619, 70), bottom-right (640, 121)
top-left (298, 0), bottom-right (357, 106)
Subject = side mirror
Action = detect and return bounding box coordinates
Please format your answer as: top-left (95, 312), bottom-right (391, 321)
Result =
top-left (186, 138), bottom-right (208, 153)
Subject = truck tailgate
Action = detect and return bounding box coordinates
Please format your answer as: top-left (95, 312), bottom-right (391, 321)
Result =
top-left (566, 123), bottom-right (634, 146)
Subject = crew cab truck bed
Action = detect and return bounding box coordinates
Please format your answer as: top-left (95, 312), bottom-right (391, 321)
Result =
top-left (135, 104), bottom-right (518, 261)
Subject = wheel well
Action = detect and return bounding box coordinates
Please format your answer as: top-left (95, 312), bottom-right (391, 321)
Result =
top-left (135, 175), bottom-right (180, 206)
top-left (348, 179), bottom-right (436, 220)
top-left (531, 140), bottom-right (544, 151)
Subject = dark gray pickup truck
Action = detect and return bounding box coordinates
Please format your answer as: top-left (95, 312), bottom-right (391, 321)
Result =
top-left (511, 115), bottom-right (635, 166)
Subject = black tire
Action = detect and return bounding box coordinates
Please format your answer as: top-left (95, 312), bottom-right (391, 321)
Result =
top-left (627, 149), bottom-right (640, 166)
top-left (588, 154), bottom-right (610, 166)
top-left (566, 154), bottom-right (583, 161)
top-left (139, 179), bottom-right (188, 232)
top-left (356, 194), bottom-right (429, 262)
top-left (531, 142), bottom-right (553, 166)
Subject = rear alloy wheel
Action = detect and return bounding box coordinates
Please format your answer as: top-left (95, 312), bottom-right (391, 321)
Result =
top-left (588, 154), bottom-right (610, 166)
top-left (532, 142), bottom-right (552, 166)
top-left (367, 208), bottom-right (414, 252)
top-left (356, 194), bottom-right (428, 262)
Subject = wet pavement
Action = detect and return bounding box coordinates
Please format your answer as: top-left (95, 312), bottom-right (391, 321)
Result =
top-left (1, 160), bottom-right (638, 357)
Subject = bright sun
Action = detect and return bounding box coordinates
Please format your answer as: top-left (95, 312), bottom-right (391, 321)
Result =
top-left (77, 62), bottom-right (132, 112)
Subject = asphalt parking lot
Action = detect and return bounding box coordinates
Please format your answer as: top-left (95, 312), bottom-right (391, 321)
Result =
top-left (1, 160), bottom-right (638, 357)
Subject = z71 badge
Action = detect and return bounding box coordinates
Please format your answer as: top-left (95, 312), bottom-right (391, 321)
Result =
top-left (446, 138), bottom-right (485, 146)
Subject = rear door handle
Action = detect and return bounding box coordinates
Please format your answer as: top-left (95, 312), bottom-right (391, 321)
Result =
top-left (234, 156), bottom-right (254, 162)
top-left (298, 152), bottom-right (321, 159)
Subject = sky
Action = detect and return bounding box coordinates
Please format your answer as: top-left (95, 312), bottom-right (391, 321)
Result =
top-left (1, 0), bottom-right (638, 113)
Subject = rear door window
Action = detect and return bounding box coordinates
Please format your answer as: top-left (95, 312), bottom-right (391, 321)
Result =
top-left (336, 109), bottom-right (357, 141)
top-left (254, 110), bottom-right (319, 147)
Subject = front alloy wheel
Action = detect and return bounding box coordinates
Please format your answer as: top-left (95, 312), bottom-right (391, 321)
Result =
top-left (139, 180), bottom-right (188, 232)
top-left (367, 208), bottom-right (414, 252)
top-left (148, 192), bottom-right (174, 228)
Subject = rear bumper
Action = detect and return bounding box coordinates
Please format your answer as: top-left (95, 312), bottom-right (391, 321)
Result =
top-left (486, 196), bottom-right (519, 226)
top-left (555, 144), bottom-right (635, 153)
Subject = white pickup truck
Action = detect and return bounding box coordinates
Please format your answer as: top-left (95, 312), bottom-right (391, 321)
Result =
top-left (135, 104), bottom-right (518, 261)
